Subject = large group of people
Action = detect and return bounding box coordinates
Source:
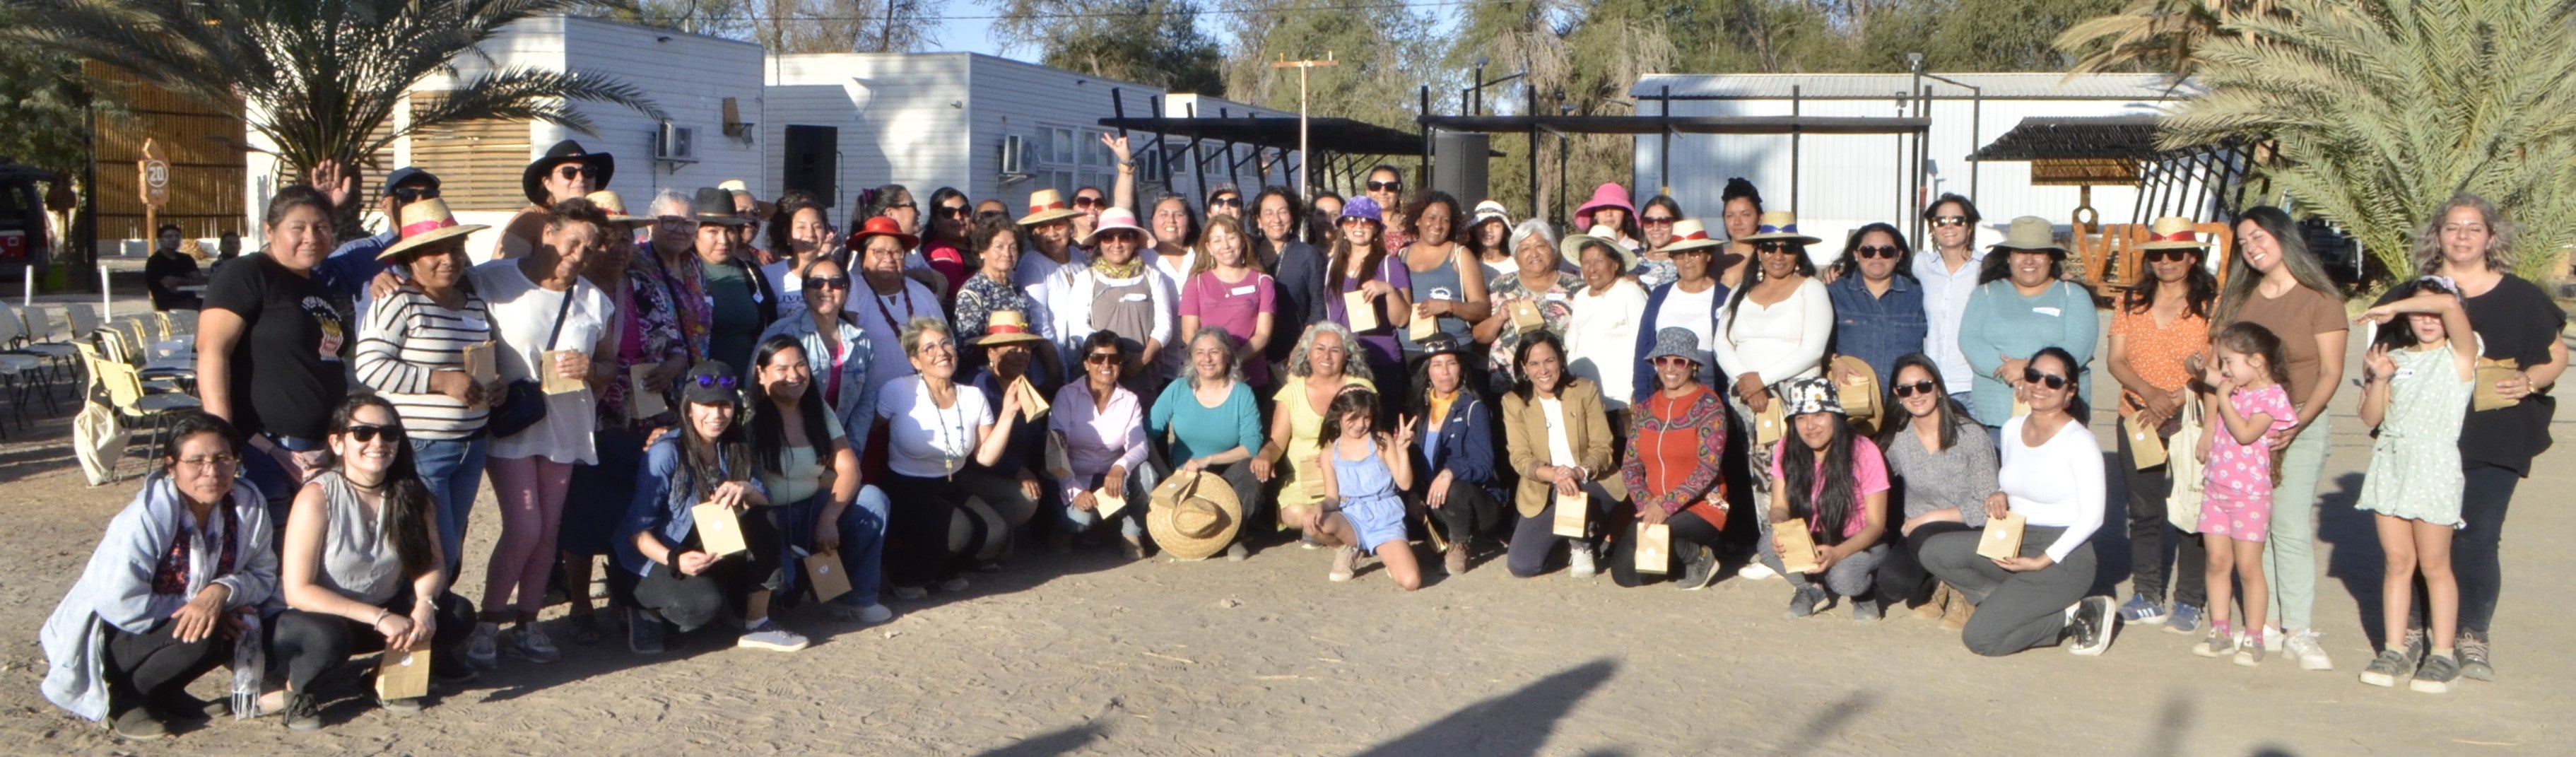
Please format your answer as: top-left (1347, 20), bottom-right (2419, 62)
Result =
top-left (40, 136), bottom-right (2563, 739)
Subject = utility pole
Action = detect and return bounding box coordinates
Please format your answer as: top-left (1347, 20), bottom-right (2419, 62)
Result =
top-left (1269, 52), bottom-right (1338, 194)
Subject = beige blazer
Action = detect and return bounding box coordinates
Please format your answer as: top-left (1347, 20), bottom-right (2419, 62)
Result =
top-left (1500, 377), bottom-right (1620, 517)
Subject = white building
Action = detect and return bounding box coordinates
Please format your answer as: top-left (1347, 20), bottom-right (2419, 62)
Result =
top-left (1629, 73), bottom-right (2196, 254)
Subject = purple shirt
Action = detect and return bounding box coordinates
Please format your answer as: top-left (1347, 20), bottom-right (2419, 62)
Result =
top-left (1048, 380), bottom-right (1148, 503)
top-left (1323, 254), bottom-right (1411, 369)
top-left (1180, 269), bottom-right (1278, 386)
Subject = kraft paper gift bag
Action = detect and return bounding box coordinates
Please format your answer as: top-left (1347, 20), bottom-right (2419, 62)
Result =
top-left (2472, 357), bottom-right (2521, 411)
top-left (1772, 519), bottom-right (1820, 574)
top-left (690, 502), bottom-right (749, 556)
top-left (1755, 399), bottom-right (1787, 446)
top-left (1552, 489), bottom-right (1588, 537)
top-left (1408, 311), bottom-right (1442, 341)
top-left (375, 649), bottom-right (430, 701)
top-left (540, 349), bottom-right (587, 394)
top-left (1095, 487), bottom-right (1130, 519)
top-left (462, 341), bottom-right (498, 384)
top-left (1634, 523), bottom-right (1671, 575)
top-left (803, 550), bottom-right (851, 603)
top-left (629, 364), bottom-right (668, 420)
top-left (1342, 290), bottom-right (1379, 332)
top-left (1012, 375), bottom-right (1050, 423)
top-left (1976, 511), bottom-right (2027, 560)
top-left (1508, 300), bottom-right (1546, 331)
top-left (2124, 413), bottom-right (2168, 469)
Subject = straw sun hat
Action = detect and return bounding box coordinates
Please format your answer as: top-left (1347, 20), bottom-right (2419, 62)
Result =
top-left (1146, 471), bottom-right (1243, 561)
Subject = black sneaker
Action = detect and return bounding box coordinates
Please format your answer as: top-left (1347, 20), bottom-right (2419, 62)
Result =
top-left (282, 692), bottom-right (322, 732)
top-left (1675, 546), bottom-right (1719, 590)
top-left (2066, 596), bottom-right (2115, 656)
top-left (148, 689), bottom-right (228, 722)
top-left (628, 608), bottom-right (666, 655)
top-left (2411, 652), bottom-right (2462, 693)
top-left (1784, 586), bottom-right (1827, 618)
top-left (110, 707), bottom-right (169, 741)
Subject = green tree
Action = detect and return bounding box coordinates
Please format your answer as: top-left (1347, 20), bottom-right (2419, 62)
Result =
top-left (2156, 0), bottom-right (2576, 280)
top-left (0, 23), bottom-right (95, 176)
top-left (2052, 0), bottom-right (2279, 77)
top-left (987, 0), bottom-right (1228, 95)
top-left (3, 0), bottom-right (664, 236)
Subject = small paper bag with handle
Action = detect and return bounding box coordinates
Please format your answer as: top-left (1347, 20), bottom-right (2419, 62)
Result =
top-left (375, 649), bottom-right (431, 701)
top-left (1634, 523), bottom-right (1671, 574)
top-left (1976, 511), bottom-right (2026, 560)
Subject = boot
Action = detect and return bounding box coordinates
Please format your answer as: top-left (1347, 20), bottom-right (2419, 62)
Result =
top-left (1442, 538), bottom-right (1470, 575)
top-left (1912, 583), bottom-right (1950, 621)
top-left (1939, 583), bottom-right (1975, 631)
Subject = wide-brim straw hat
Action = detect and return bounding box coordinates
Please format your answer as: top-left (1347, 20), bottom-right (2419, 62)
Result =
top-left (1990, 216), bottom-right (2068, 255)
top-left (2138, 216), bottom-right (2212, 250)
top-left (974, 310), bottom-right (1049, 346)
top-left (1018, 188), bottom-right (1082, 226)
top-left (584, 189), bottom-right (651, 227)
top-left (1081, 206), bottom-right (1150, 246)
top-left (1735, 211), bottom-right (1822, 245)
top-left (378, 198), bottom-right (490, 260)
top-left (1146, 471), bottom-right (1242, 561)
top-left (1560, 228), bottom-right (1634, 270)
top-left (522, 140), bottom-right (614, 206)
top-left (1657, 218), bottom-right (1724, 253)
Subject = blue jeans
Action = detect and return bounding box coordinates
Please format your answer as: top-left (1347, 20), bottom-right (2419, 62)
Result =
top-left (239, 445), bottom-right (301, 531)
top-left (1059, 464), bottom-right (1156, 539)
top-left (777, 486), bottom-right (890, 608)
top-left (409, 435), bottom-right (490, 577)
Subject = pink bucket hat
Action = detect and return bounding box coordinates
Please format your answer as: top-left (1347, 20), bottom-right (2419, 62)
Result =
top-left (1573, 182), bottom-right (1635, 223)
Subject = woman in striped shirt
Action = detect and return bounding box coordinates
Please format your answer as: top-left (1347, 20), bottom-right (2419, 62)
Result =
top-left (354, 199), bottom-right (498, 581)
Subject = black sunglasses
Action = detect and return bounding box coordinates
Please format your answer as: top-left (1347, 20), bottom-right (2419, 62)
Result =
top-left (343, 424), bottom-right (406, 444)
top-left (804, 276), bottom-right (851, 291)
top-left (555, 165), bottom-right (595, 180)
top-left (1891, 380), bottom-right (1939, 398)
top-left (1072, 196), bottom-right (1103, 209)
top-left (1211, 196), bottom-right (1243, 209)
top-left (1856, 245), bottom-right (1902, 259)
top-left (936, 206), bottom-right (970, 220)
top-left (1640, 216), bottom-right (1677, 225)
top-left (1929, 216), bottom-right (1970, 228)
top-left (1756, 242), bottom-right (1798, 254)
top-left (1085, 352), bottom-right (1124, 365)
top-left (2144, 249), bottom-right (2196, 263)
top-left (1366, 180), bottom-right (1401, 193)
top-left (695, 374), bottom-right (739, 389)
top-left (2021, 368), bottom-right (2070, 390)
top-left (883, 201), bottom-right (917, 211)
top-left (390, 186), bottom-right (441, 204)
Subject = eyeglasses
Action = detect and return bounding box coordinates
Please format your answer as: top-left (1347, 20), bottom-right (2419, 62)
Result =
top-left (803, 276), bottom-right (850, 291)
top-left (1211, 196), bottom-right (1242, 209)
top-left (389, 187), bottom-right (441, 204)
top-left (884, 201), bottom-right (918, 212)
top-left (1891, 380), bottom-right (1939, 398)
top-left (1640, 216), bottom-right (1676, 226)
top-left (1855, 245), bottom-right (1902, 259)
top-left (1085, 353), bottom-right (1123, 365)
top-left (1365, 180), bottom-right (1401, 193)
top-left (343, 425), bottom-right (406, 444)
top-left (1071, 196), bottom-right (1103, 209)
top-left (695, 374), bottom-right (739, 389)
top-left (1929, 216), bottom-right (1970, 228)
top-left (917, 339), bottom-right (958, 353)
top-left (2021, 368), bottom-right (2070, 390)
top-left (555, 165), bottom-right (595, 180)
top-left (936, 206), bottom-right (970, 220)
top-left (1652, 356), bottom-right (1695, 367)
top-left (656, 216), bottom-right (699, 230)
top-left (2143, 249), bottom-right (2195, 263)
top-left (174, 454), bottom-right (239, 473)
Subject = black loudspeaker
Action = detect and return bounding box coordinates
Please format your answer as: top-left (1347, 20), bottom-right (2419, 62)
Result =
top-left (782, 125), bottom-right (838, 206)
top-left (1431, 131), bottom-right (1490, 204)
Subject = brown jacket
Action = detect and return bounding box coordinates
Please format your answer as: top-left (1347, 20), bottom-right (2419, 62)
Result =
top-left (1500, 377), bottom-right (1621, 517)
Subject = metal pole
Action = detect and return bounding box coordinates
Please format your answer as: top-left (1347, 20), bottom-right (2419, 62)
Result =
top-left (1658, 85), bottom-right (1671, 195)
top-left (1790, 85), bottom-right (1801, 216)
top-left (1420, 85), bottom-right (1433, 191)
top-left (1186, 102), bottom-right (1206, 201)
top-left (1527, 83), bottom-right (1541, 219)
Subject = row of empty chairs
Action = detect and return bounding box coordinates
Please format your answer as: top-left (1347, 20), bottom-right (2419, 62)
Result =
top-left (1, 302), bottom-right (201, 474)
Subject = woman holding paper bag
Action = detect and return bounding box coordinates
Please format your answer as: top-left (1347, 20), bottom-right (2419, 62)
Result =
top-left (1320, 198), bottom-right (1413, 406)
top-left (1408, 336), bottom-right (1505, 575)
top-left (1256, 322), bottom-right (1377, 540)
top-left (464, 199), bottom-right (616, 669)
top-left (557, 191), bottom-right (683, 646)
top-left (750, 335), bottom-right (892, 625)
top-left (617, 362), bottom-right (805, 654)
top-left (42, 413), bottom-right (278, 740)
top-left (1500, 331), bottom-right (1618, 580)
top-left (1474, 219), bottom-right (1582, 394)
top-left (1052, 331), bottom-right (1158, 560)
top-left (1874, 354), bottom-right (1999, 623)
top-left (271, 397), bottom-right (478, 730)
top-left (1710, 213), bottom-right (1833, 581)
top-left (353, 199), bottom-right (496, 579)
top-left (1919, 347), bottom-right (2116, 657)
top-left (1611, 329), bottom-right (1731, 589)
top-left (2102, 217), bottom-right (2217, 633)
top-left (1758, 378), bottom-right (1891, 621)
top-left (875, 319), bottom-right (1032, 598)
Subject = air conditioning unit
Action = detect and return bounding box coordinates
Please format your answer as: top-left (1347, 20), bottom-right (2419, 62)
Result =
top-left (655, 122), bottom-right (696, 162)
top-left (1000, 135), bottom-right (1028, 175)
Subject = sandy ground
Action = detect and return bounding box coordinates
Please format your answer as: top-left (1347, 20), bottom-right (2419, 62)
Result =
top-left (0, 334), bottom-right (2568, 756)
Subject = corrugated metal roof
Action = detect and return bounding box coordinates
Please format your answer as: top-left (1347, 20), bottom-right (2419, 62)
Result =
top-left (1630, 73), bottom-right (2198, 101)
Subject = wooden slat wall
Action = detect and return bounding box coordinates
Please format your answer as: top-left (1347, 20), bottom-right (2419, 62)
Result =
top-left (408, 93), bottom-right (531, 212)
top-left (86, 62), bottom-right (248, 240)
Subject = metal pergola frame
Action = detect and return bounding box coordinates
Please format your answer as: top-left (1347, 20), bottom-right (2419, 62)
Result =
top-left (1967, 115), bottom-right (2268, 225)
top-left (1098, 88), bottom-right (1427, 200)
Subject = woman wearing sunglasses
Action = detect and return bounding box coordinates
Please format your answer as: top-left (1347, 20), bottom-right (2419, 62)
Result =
top-left (1919, 347), bottom-right (2117, 657)
top-left (499, 140), bottom-right (612, 260)
top-left (1956, 216), bottom-right (2099, 433)
top-left (1873, 353), bottom-right (1998, 626)
top-left (1613, 328), bottom-right (1731, 588)
top-left (876, 319), bottom-right (1031, 597)
top-left (2102, 217), bottom-right (2219, 633)
top-left (617, 362), bottom-right (807, 655)
top-left (1051, 331), bottom-right (1157, 559)
top-left (42, 412), bottom-right (277, 739)
top-left (557, 193), bottom-right (686, 646)
top-left (1823, 223), bottom-right (1927, 388)
top-left (271, 397), bottom-right (479, 729)
top-left (1711, 212), bottom-right (1834, 580)
top-left (922, 187), bottom-right (975, 300)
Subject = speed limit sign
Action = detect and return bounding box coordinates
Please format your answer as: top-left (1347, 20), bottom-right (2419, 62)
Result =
top-left (138, 138), bottom-right (169, 208)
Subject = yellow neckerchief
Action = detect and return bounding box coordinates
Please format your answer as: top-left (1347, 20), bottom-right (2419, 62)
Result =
top-left (1428, 387), bottom-right (1460, 426)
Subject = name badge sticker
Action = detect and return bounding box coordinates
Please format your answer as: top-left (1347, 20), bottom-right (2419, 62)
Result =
top-left (2033, 307), bottom-right (2063, 317)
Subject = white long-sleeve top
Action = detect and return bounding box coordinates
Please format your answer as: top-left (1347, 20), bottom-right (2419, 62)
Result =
top-left (1711, 276), bottom-right (1833, 387)
top-left (1564, 278), bottom-right (1650, 410)
top-left (1996, 414), bottom-right (2105, 563)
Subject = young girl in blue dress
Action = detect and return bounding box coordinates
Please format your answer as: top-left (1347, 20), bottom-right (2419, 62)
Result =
top-left (1304, 388), bottom-right (1423, 589)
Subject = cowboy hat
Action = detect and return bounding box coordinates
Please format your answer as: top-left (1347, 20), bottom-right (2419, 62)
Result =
top-left (1657, 218), bottom-right (1724, 253)
top-left (584, 190), bottom-right (651, 227)
top-left (1989, 216), bottom-right (2068, 255)
top-left (1736, 211), bottom-right (1823, 245)
top-left (2137, 216), bottom-right (2212, 250)
top-left (974, 310), bottom-right (1050, 347)
top-left (1017, 188), bottom-right (1083, 226)
top-left (521, 140), bottom-right (614, 206)
top-left (1146, 471), bottom-right (1243, 561)
top-left (377, 198), bottom-right (490, 261)
top-left (693, 187), bottom-right (751, 227)
top-left (717, 179), bottom-right (776, 220)
top-left (847, 215), bottom-right (919, 252)
top-left (1081, 206), bottom-right (1151, 246)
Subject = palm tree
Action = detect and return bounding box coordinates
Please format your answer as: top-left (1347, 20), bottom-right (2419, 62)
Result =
top-left (1, 0), bottom-right (664, 233)
top-left (2156, 0), bottom-right (2576, 279)
top-left (2054, 0), bottom-right (2280, 78)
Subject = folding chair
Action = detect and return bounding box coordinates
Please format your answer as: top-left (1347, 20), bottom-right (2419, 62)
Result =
top-left (76, 341), bottom-right (199, 476)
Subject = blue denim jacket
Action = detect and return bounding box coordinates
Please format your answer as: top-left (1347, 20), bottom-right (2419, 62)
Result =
top-left (1825, 274), bottom-right (1928, 383)
top-left (615, 434), bottom-right (768, 577)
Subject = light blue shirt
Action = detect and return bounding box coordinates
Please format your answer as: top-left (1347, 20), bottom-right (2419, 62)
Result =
top-left (1955, 279), bottom-right (2098, 427)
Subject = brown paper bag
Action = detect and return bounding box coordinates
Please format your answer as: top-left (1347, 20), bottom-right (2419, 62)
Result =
top-left (1975, 511), bottom-right (2027, 560)
top-left (1755, 399), bottom-right (1786, 446)
top-left (375, 648), bottom-right (431, 701)
top-left (2124, 413), bottom-right (2167, 469)
top-left (2472, 357), bottom-right (2521, 411)
top-left (462, 341), bottom-right (498, 384)
top-left (1408, 311), bottom-right (1442, 341)
top-left (1095, 488), bottom-right (1130, 519)
top-left (540, 349), bottom-right (587, 394)
top-left (1012, 375), bottom-right (1050, 423)
top-left (1831, 355), bottom-right (1879, 422)
top-left (690, 502), bottom-right (749, 555)
top-left (1508, 300), bottom-right (1545, 331)
top-left (629, 364), bottom-right (668, 420)
top-left (1772, 519), bottom-right (1820, 574)
top-left (1634, 523), bottom-right (1671, 574)
top-left (2011, 394), bottom-right (2031, 419)
top-left (1552, 489), bottom-right (1587, 537)
top-left (804, 551), bottom-right (851, 603)
top-left (1342, 290), bottom-right (1378, 332)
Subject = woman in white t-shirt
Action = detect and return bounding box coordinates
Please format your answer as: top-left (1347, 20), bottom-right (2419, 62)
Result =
top-left (873, 317), bottom-right (1028, 599)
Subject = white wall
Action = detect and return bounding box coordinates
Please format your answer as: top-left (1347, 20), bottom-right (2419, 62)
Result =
top-left (767, 52), bottom-right (972, 217)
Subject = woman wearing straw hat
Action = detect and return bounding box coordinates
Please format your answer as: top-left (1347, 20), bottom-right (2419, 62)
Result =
top-left (1759, 377), bottom-right (1893, 621)
top-left (966, 312), bottom-right (1053, 524)
top-left (1613, 328), bottom-right (1729, 588)
top-left (1015, 189), bottom-right (1090, 381)
top-left (498, 140), bottom-right (613, 260)
top-left (1562, 232), bottom-right (1649, 415)
top-left (560, 189), bottom-right (687, 645)
top-left (1069, 207), bottom-right (1179, 389)
top-left (1150, 327), bottom-right (1268, 561)
top-left (1713, 212), bottom-right (1834, 584)
top-left (1629, 218), bottom-right (1733, 402)
top-left (1474, 218), bottom-right (1584, 394)
top-left (353, 199), bottom-right (497, 581)
top-left (1050, 331), bottom-right (1159, 561)
top-left (1498, 331), bottom-right (1619, 579)
top-left (2103, 216), bottom-right (2219, 633)
top-left (1410, 336), bottom-right (1506, 574)
top-left (1955, 216), bottom-right (2099, 433)
top-left (1464, 200), bottom-right (1516, 284)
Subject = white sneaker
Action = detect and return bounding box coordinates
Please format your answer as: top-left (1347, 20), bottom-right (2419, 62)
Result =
top-left (464, 622), bottom-right (501, 669)
top-left (2286, 630), bottom-right (2334, 671)
top-left (1737, 563), bottom-right (1780, 581)
top-left (2261, 626), bottom-right (2284, 652)
top-left (1567, 542), bottom-right (1597, 578)
top-left (512, 625), bottom-right (561, 664)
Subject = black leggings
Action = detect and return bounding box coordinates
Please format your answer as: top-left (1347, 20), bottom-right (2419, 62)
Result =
top-left (102, 618), bottom-right (228, 712)
top-left (1425, 476), bottom-right (1507, 542)
top-left (271, 591), bottom-right (475, 696)
top-left (882, 471), bottom-right (968, 587)
top-left (1877, 520), bottom-right (1975, 604)
top-left (631, 505), bottom-right (788, 633)
top-left (1606, 510), bottom-right (1723, 587)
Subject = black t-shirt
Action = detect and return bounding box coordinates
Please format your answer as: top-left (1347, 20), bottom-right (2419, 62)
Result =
top-left (204, 253), bottom-right (350, 440)
top-left (143, 250), bottom-right (201, 311)
top-left (2376, 274), bottom-right (2561, 474)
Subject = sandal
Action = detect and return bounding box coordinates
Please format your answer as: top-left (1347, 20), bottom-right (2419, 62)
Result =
top-left (567, 613), bottom-right (608, 645)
